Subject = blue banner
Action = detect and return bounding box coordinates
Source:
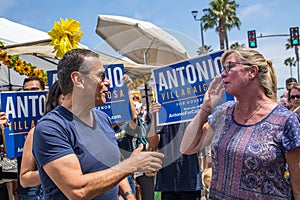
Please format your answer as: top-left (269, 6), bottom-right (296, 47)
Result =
top-left (47, 70), bottom-right (58, 88)
top-left (1, 91), bottom-right (47, 158)
top-left (95, 64), bottom-right (132, 124)
top-left (152, 50), bottom-right (234, 126)
top-left (46, 66), bottom-right (132, 124)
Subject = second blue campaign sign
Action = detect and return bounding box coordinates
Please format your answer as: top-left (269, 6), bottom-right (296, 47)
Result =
top-left (152, 50), bottom-right (234, 126)
top-left (96, 64), bottom-right (132, 123)
top-left (47, 64), bottom-right (132, 124)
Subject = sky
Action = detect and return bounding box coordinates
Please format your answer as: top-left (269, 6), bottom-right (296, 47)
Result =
top-left (1, 0), bottom-right (300, 97)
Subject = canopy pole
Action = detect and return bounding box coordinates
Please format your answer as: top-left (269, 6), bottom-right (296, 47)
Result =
top-left (8, 68), bottom-right (12, 91)
top-left (142, 40), bottom-right (154, 112)
top-left (2, 39), bottom-right (51, 49)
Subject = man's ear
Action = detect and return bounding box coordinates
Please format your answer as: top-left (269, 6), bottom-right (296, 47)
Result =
top-left (71, 72), bottom-right (84, 88)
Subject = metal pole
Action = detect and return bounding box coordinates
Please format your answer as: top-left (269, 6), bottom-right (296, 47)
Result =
top-left (296, 46), bottom-right (300, 82)
top-left (191, 10), bottom-right (205, 48)
top-left (8, 68), bottom-right (12, 91)
top-left (144, 83), bottom-right (150, 112)
top-left (297, 60), bottom-right (299, 82)
top-left (143, 52), bottom-right (147, 65)
top-left (200, 22), bottom-right (204, 48)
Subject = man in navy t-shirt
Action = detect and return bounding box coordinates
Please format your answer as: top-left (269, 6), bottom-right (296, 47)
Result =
top-left (33, 49), bottom-right (164, 200)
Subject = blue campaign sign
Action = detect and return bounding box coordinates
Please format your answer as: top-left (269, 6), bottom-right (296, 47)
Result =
top-left (46, 66), bottom-right (131, 123)
top-left (0, 91), bottom-right (47, 158)
top-left (152, 50), bottom-right (234, 126)
top-left (95, 64), bottom-right (132, 124)
top-left (47, 70), bottom-right (58, 88)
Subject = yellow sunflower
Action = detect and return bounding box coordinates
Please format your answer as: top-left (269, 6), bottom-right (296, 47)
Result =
top-left (14, 63), bottom-right (23, 73)
top-left (0, 43), bottom-right (48, 84)
top-left (14, 58), bottom-right (24, 71)
top-left (32, 69), bottom-right (44, 79)
top-left (22, 64), bottom-right (33, 76)
top-left (0, 50), bottom-right (8, 62)
top-left (48, 18), bottom-right (83, 58)
top-left (3, 57), bottom-right (13, 67)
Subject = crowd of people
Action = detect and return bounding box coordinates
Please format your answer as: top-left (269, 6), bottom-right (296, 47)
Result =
top-left (0, 47), bottom-right (299, 200)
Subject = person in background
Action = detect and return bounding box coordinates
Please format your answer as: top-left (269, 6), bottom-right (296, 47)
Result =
top-left (181, 48), bottom-right (300, 199)
top-left (22, 76), bottom-right (45, 91)
top-left (32, 48), bottom-right (163, 200)
top-left (279, 77), bottom-right (297, 109)
top-left (288, 83), bottom-right (300, 117)
top-left (113, 74), bottom-right (142, 199)
top-left (20, 81), bottom-right (64, 199)
top-left (0, 112), bottom-right (14, 200)
top-left (278, 97), bottom-right (290, 109)
top-left (18, 76), bottom-right (45, 200)
top-left (132, 94), bottom-right (140, 102)
top-left (147, 102), bottom-right (202, 200)
top-left (131, 99), bottom-right (154, 200)
top-left (115, 82), bottom-right (157, 200)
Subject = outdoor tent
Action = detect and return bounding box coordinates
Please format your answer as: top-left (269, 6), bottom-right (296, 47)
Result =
top-left (0, 17), bottom-right (59, 90)
top-left (0, 17), bottom-right (155, 91)
top-left (95, 14), bottom-right (191, 100)
top-left (96, 15), bottom-right (189, 66)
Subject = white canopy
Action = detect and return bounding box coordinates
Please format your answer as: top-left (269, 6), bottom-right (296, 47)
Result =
top-left (96, 15), bottom-right (189, 66)
top-left (0, 18), bottom-right (58, 90)
top-left (0, 18), bottom-right (155, 91)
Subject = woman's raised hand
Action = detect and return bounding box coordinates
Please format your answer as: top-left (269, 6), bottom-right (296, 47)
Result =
top-left (203, 75), bottom-right (225, 110)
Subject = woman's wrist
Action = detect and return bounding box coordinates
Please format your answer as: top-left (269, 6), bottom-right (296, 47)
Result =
top-left (200, 104), bottom-right (212, 114)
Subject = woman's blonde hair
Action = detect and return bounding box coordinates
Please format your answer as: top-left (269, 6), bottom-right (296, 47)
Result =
top-left (221, 48), bottom-right (277, 101)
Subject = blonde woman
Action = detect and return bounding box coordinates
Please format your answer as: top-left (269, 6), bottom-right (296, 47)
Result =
top-left (181, 48), bottom-right (300, 199)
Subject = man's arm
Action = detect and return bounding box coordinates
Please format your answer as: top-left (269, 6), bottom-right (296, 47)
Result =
top-left (118, 177), bottom-right (136, 200)
top-left (43, 144), bottom-right (163, 199)
top-left (20, 127), bottom-right (40, 187)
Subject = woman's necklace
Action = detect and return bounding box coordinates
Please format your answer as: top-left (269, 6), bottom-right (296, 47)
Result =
top-left (237, 104), bottom-right (262, 123)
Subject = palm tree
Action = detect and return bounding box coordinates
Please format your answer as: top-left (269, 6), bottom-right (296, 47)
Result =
top-left (284, 57), bottom-right (296, 77)
top-left (201, 0), bottom-right (241, 50)
top-left (230, 42), bottom-right (245, 50)
top-left (284, 38), bottom-right (299, 80)
top-left (197, 45), bottom-right (213, 56)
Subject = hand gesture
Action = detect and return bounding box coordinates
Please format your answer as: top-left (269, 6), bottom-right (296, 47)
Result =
top-left (127, 144), bottom-right (164, 174)
top-left (149, 102), bottom-right (161, 116)
top-left (122, 74), bottom-right (133, 89)
top-left (0, 112), bottom-right (9, 127)
top-left (203, 75), bottom-right (225, 110)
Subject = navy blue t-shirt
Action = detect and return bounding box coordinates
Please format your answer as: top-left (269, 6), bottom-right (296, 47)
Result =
top-left (33, 106), bottom-right (120, 200)
top-left (155, 122), bottom-right (202, 192)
